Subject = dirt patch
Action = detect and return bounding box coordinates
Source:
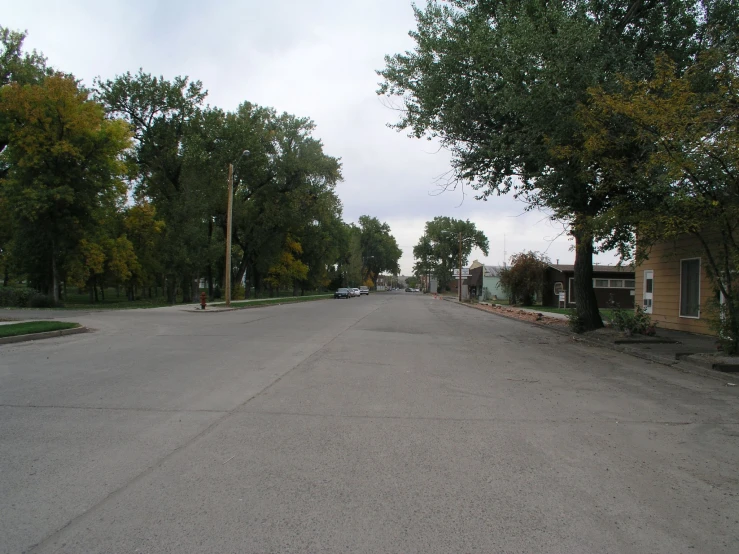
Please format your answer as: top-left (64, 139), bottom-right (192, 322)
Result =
top-left (471, 303), bottom-right (568, 327)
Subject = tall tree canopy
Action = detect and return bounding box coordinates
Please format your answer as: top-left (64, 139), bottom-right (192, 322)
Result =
top-left (378, 0), bottom-right (719, 330)
top-left (0, 25), bottom-right (404, 306)
top-left (0, 73), bottom-right (131, 301)
top-left (413, 217), bottom-right (489, 291)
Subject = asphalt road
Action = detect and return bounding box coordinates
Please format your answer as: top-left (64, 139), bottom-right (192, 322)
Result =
top-left (1, 293), bottom-right (738, 553)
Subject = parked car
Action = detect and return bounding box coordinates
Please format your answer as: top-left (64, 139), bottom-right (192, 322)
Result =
top-left (334, 288), bottom-right (350, 299)
top-left (405, 287), bottom-right (412, 292)
top-left (359, 286), bottom-right (369, 295)
top-left (351, 287), bottom-right (361, 297)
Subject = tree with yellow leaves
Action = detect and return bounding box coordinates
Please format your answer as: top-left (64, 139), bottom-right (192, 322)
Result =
top-left (0, 73), bottom-right (131, 302)
top-left (584, 51), bottom-right (739, 352)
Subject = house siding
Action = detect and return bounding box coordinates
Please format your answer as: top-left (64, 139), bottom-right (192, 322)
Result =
top-left (635, 235), bottom-right (715, 335)
top-left (482, 275), bottom-right (508, 300)
top-left (543, 267), bottom-right (634, 309)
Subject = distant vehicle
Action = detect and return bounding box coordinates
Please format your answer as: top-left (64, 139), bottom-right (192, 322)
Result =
top-left (351, 287), bottom-right (361, 297)
top-left (405, 287), bottom-right (412, 292)
top-left (334, 288), bottom-right (350, 299)
top-left (359, 286), bottom-right (369, 295)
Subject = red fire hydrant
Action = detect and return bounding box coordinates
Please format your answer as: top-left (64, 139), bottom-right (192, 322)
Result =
top-left (200, 291), bottom-right (207, 310)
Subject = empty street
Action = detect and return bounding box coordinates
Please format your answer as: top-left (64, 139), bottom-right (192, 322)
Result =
top-left (1, 294), bottom-right (738, 553)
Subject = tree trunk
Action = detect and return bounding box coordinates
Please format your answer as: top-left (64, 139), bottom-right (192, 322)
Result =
top-left (51, 247), bottom-right (59, 304)
top-left (3, 265), bottom-right (9, 286)
top-left (573, 225), bottom-right (603, 331)
top-left (93, 279), bottom-right (99, 303)
top-left (181, 276), bottom-right (190, 303)
top-left (166, 278), bottom-right (176, 304)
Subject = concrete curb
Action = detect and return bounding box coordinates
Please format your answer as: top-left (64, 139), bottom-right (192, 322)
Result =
top-left (193, 296), bottom-right (333, 313)
top-left (444, 299), bottom-right (735, 383)
top-left (0, 326), bottom-right (89, 345)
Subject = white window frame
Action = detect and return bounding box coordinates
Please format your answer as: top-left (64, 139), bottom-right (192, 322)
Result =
top-left (568, 277), bottom-right (576, 304)
top-left (679, 258), bottom-right (701, 319)
top-left (592, 278), bottom-right (635, 289)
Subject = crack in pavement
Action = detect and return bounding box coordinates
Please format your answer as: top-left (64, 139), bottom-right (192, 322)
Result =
top-left (235, 409), bottom-right (739, 426)
top-left (26, 299), bottom-right (389, 554)
top-left (0, 404), bottom-right (229, 414)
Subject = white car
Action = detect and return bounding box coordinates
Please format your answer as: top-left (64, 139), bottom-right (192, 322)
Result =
top-left (359, 286), bottom-right (369, 295)
top-left (351, 288), bottom-right (361, 297)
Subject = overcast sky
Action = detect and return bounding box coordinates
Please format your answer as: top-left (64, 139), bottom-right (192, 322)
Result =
top-left (3, 0), bottom-right (620, 274)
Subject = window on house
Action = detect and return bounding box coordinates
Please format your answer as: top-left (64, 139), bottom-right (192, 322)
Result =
top-left (594, 279), bottom-right (609, 288)
top-left (609, 279), bottom-right (624, 288)
top-left (680, 258), bottom-right (701, 318)
top-left (624, 279), bottom-right (635, 288)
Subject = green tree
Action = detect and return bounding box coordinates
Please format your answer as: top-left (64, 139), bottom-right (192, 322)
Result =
top-left (584, 52), bottom-right (739, 352)
top-left (414, 217), bottom-right (488, 291)
top-left (357, 215), bottom-right (402, 283)
top-left (378, 0), bottom-right (713, 330)
top-left (0, 73), bottom-right (131, 301)
top-left (96, 70), bottom-right (208, 303)
top-left (499, 251), bottom-right (550, 306)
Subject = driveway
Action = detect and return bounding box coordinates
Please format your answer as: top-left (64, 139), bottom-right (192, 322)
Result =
top-left (1, 294), bottom-right (738, 553)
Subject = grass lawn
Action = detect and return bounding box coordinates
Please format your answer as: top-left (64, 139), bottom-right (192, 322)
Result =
top-left (60, 290), bottom-right (173, 310)
top-left (0, 321), bottom-right (80, 338)
top-left (215, 294), bottom-right (332, 308)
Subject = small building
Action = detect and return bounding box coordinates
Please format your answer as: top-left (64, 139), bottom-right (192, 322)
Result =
top-left (482, 265), bottom-right (508, 301)
top-left (467, 266), bottom-right (483, 299)
top-left (542, 264), bottom-right (635, 309)
top-left (447, 267), bottom-right (470, 295)
top-left (634, 234), bottom-right (718, 336)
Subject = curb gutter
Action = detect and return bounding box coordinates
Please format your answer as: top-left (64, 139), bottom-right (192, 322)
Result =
top-left (445, 299), bottom-right (734, 383)
top-left (0, 326), bottom-right (89, 345)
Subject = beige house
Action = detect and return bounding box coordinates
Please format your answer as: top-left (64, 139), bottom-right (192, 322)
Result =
top-left (635, 234), bottom-right (718, 335)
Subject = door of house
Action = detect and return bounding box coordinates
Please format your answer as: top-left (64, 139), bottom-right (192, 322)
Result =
top-left (643, 270), bottom-right (654, 314)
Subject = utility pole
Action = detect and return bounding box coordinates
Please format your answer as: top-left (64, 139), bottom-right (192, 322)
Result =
top-left (225, 162), bottom-right (234, 307)
top-left (224, 150), bottom-right (249, 307)
top-left (458, 231), bottom-right (463, 302)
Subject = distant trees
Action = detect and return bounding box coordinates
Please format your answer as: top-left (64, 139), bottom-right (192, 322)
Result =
top-left (499, 252), bottom-right (550, 307)
top-left (0, 26), bottom-right (401, 304)
top-left (412, 217), bottom-right (488, 291)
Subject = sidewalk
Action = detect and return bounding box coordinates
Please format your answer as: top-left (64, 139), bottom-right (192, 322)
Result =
top-left (442, 296), bottom-right (737, 380)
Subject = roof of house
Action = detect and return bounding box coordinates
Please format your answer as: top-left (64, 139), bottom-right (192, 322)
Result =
top-left (483, 265), bottom-right (505, 277)
top-left (548, 264), bottom-right (633, 274)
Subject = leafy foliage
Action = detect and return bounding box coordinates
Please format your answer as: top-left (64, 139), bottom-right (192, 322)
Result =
top-left (413, 217), bottom-right (488, 291)
top-left (498, 251), bottom-right (550, 306)
top-left (0, 73), bottom-right (131, 301)
top-left (378, 0), bottom-right (719, 331)
top-left (0, 26), bottom-right (394, 306)
top-left (583, 47), bottom-right (739, 352)
top-left (610, 306), bottom-right (657, 336)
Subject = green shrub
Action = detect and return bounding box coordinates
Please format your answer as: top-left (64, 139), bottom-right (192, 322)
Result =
top-left (610, 305), bottom-right (656, 336)
top-left (0, 287), bottom-right (59, 308)
top-left (0, 287), bottom-right (33, 307)
top-left (28, 293), bottom-right (61, 308)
